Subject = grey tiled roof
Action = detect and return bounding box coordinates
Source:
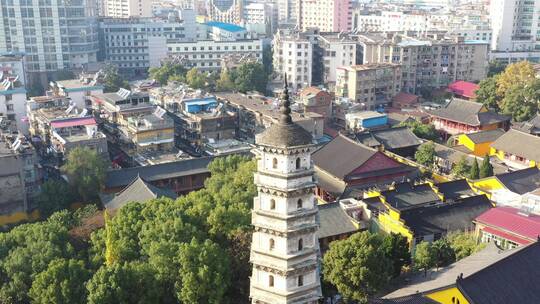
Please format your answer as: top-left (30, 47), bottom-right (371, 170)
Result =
top-left (105, 176), bottom-right (177, 210)
top-left (380, 182), bottom-right (441, 211)
top-left (429, 98), bottom-right (509, 126)
top-left (256, 122), bottom-right (313, 148)
top-left (494, 167), bottom-right (540, 195)
top-left (370, 127), bottom-right (422, 150)
top-left (313, 134), bottom-right (377, 179)
top-left (105, 157), bottom-right (214, 189)
top-left (435, 179), bottom-right (476, 200)
top-left (458, 241), bottom-right (540, 304)
top-left (464, 128), bottom-right (505, 144)
top-left (370, 295), bottom-right (438, 304)
top-left (384, 242), bottom-right (516, 299)
top-left (491, 129), bottom-right (540, 162)
top-left (399, 195), bottom-right (492, 236)
top-left (318, 203), bottom-right (359, 239)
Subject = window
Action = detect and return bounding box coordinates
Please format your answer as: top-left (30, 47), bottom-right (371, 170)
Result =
top-left (297, 199), bottom-right (303, 209)
top-left (269, 275), bottom-right (274, 287)
top-left (298, 275), bottom-right (303, 286)
top-left (295, 157), bottom-right (301, 169)
top-left (272, 158), bottom-right (278, 169)
top-left (298, 238), bottom-right (303, 251)
top-left (270, 199), bottom-right (276, 210)
top-left (269, 238), bottom-right (275, 250)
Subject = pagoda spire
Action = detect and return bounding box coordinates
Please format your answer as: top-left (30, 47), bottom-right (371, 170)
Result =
top-left (279, 74), bottom-right (292, 125)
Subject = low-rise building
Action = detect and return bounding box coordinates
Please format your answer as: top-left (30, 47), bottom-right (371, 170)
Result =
top-left (475, 207), bottom-right (540, 249)
top-left (49, 117), bottom-right (108, 160)
top-left (457, 129), bottom-right (505, 157)
top-left (92, 89), bottom-right (154, 127)
top-left (490, 129), bottom-right (540, 169)
top-left (470, 167), bottom-right (540, 203)
top-left (336, 63), bottom-right (401, 110)
top-left (104, 175), bottom-right (177, 211)
top-left (382, 241), bottom-right (540, 303)
top-left (392, 92), bottom-right (419, 110)
top-left (103, 156), bottom-right (214, 195)
top-left (216, 92), bottom-right (324, 142)
top-left (447, 80), bottom-right (479, 100)
top-left (344, 111), bottom-right (388, 131)
top-left (0, 74), bottom-right (27, 134)
top-left (49, 78), bottom-right (104, 110)
top-left (356, 126), bottom-right (422, 157)
top-left (312, 134), bottom-right (418, 202)
top-left (512, 114), bottom-right (540, 136)
top-left (0, 134), bottom-right (40, 217)
top-left (297, 87), bottom-right (332, 122)
top-left (428, 98), bottom-right (510, 137)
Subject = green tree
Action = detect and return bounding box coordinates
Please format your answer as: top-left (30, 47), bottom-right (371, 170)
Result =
top-left (186, 68), bottom-right (207, 89)
top-left (479, 155), bottom-right (494, 178)
top-left (86, 262), bottom-right (162, 304)
top-left (29, 258), bottom-right (91, 304)
top-left (398, 120), bottom-right (439, 141)
top-left (322, 232), bottom-right (392, 303)
top-left (381, 233), bottom-right (411, 278)
top-left (499, 80), bottom-right (540, 122)
top-left (232, 62), bottom-right (268, 93)
top-left (177, 239), bottom-right (230, 304)
top-left (62, 146), bottom-right (107, 202)
top-left (447, 232), bottom-right (485, 260)
top-left (0, 218), bottom-right (74, 303)
top-left (37, 180), bottom-right (76, 217)
top-left (415, 142), bottom-right (436, 167)
top-left (262, 44), bottom-right (273, 76)
top-left (102, 65), bottom-right (129, 92)
top-left (451, 156), bottom-right (472, 178)
top-left (469, 158), bottom-right (480, 179)
top-left (496, 61), bottom-right (537, 97)
top-left (488, 60), bottom-right (507, 77)
top-left (149, 63), bottom-right (187, 85)
top-left (431, 238), bottom-right (455, 269)
top-left (225, 229), bottom-right (251, 303)
top-left (216, 70), bottom-right (235, 92)
top-left (475, 76), bottom-right (500, 110)
top-left (413, 241), bottom-right (436, 276)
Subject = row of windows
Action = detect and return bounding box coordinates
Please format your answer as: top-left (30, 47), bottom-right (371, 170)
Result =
top-left (268, 275), bottom-right (303, 288)
top-left (269, 198), bottom-right (304, 210)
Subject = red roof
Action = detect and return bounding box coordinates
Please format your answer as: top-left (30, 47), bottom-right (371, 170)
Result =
top-left (482, 226), bottom-right (531, 245)
top-left (476, 207), bottom-right (540, 241)
top-left (392, 92), bottom-right (419, 106)
top-left (447, 80), bottom-right (479, 99)
top-left (50, 117), bottom-right (96, 129)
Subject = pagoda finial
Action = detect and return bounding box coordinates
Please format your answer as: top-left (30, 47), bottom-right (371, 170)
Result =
top-left (280, 74), bottom-right (292, 124)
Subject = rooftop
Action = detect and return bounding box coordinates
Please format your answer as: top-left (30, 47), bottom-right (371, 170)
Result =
top-left (380, 182), bottom-right (441, 211)
top-left (491, 129), bottom-right (540, 162)
top-left (340, 63), bottom-right (400, 71)
top-left (428, 98), bottom-right (509, 126)
top-left (105, 156), bottom-right (214, 189)
top-left (361, 127), bottom-right (422, 150)
top-left (204, 21), bottom-right (246, 32)
top-left (475, 207), bottom-right (540, 241)
top-left (318, 202), bottom-right (360, 239)
top-left (105, 176), bottom-right (177, 210)
top-left (464, 128), bottom-right (505, 144)
top-left (435, 179), bottom-right (476, 201)
top-left (492, 167), bottom-right (540, 195)
top-left (400, 194), bottom-right (492, 235)
top-left (447, 80), bottom-right (479, 99)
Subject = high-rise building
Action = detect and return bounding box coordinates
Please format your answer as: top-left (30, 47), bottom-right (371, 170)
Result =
top-left (277, 0), bottom-right (297, 24)
top-left (490, 0), bottom-right (540, 62)
top-left (298, 0), bottom-right (352, 32)
top-left (102, 0), bottom-right (153, 17)
top-left (207, 0), bottom-right (243, 24)
top-left (273, 29), bottom-right (314, 90)
top-left (0, 0), bottom-right (99, 87)
top-left (249, 79), bottom-right (322, 304)
top-left (355, 33), bottom-right (489, 94)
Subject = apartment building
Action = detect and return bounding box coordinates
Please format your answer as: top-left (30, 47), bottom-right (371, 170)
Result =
top-left (49, 78), bottom-right (104, 110)
top-left (277, 0), bottom-right (297, 24)
top-left (318, 34), bottom-right (357, 84)
top-left (102, 0), bottom-right (152, 17)
top-left (99, 10), bottom-right (199, 75)
top-left (490, 0), bottom-right (540, 62)
top-left (0, 134), bottom-right (40, 216)
top-left (336, 63), bottom-right (401, 110)
top-left (0, 54), bottom-right (26, 86)
top-left (207, 0), bottom-right (243, 24)
top-left (0, 0), bottom-right (99, 87)
top-left (354, 33), bottom-right (489, 94)
top-left (298, 0), bottom-right (352, 32)
top-left (167, 39), bottom-right (264, 71)
top-left (243, 2), bottom-right (278, 35)
top-left (273, 30), bottom-right (315, 90)
top-left (0, 74), bottom-right (28, 135)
